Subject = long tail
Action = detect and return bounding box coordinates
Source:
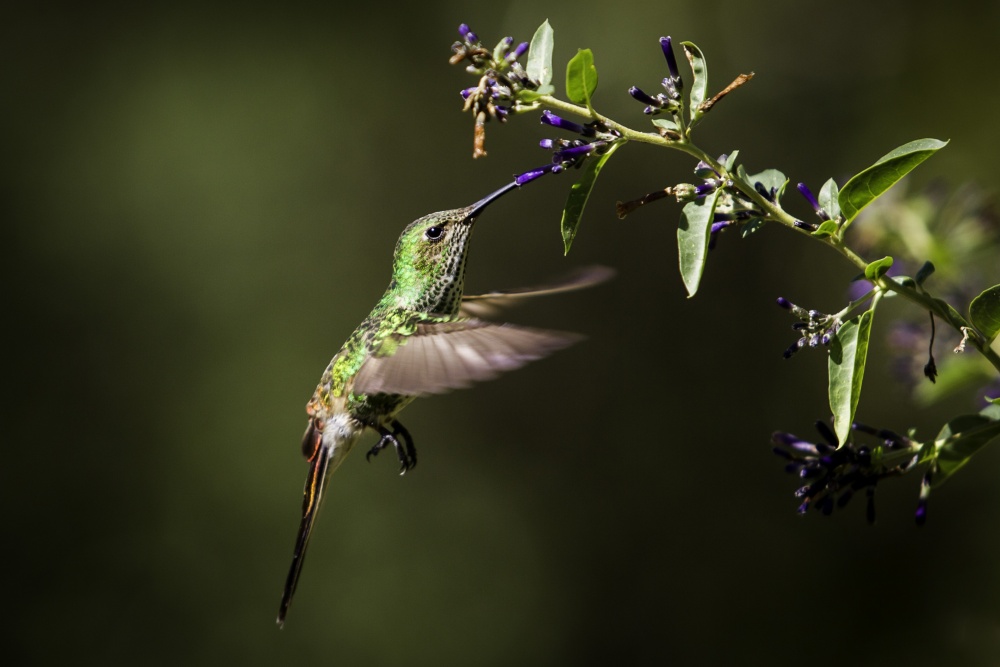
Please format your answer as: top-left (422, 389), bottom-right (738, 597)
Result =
top-left (277, 419), bottom-right (331, 627)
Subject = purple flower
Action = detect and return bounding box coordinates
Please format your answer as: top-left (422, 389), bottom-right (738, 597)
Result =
top-left (458, 24), bottom-right (478, 44)
top-left (773, 420), bottom-right (922, 523)
top-left (627, 35), bottom-right (685, 117)
top-left (449, 22), bottom-right (543, 158)
top-left (514, 163), bottom-right (563, 186)
top-left (540, 110), bottom-right (594, 137)
top-left (507, 41), bottom-right (529, 62)
top-left (775, 297), bottom-right (841, 358)
top-left (659, 36), bottom-right (682, 89)
top-left (797, 182), bottom-right (831, 221)
top-left (537, 112), bottom-right (621, 170)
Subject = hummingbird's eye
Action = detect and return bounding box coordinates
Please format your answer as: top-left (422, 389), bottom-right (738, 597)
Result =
top-left (424, 225), bottom-right (445, 241)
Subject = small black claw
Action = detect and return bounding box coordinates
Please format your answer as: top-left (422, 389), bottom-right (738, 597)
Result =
top-left (368, 422), bottom-right (418, 474)
top-left (365, 437), bottom-right (387, 463)
top-left (392, 420), bottom-right (417, 471)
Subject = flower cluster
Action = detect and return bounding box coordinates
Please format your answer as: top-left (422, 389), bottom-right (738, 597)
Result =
top-left (670, 156), bottom-right (768, 247)
top-left (513, 111), bottom-right (622, 185)
top-left (627, 37), bottom-right (684, 115)
top-left (450, 24), bottom-right (538, 158)
top-left (773, 421), bottom-right (927, 524)
top-left (775, 297), bottom-right (844, 358)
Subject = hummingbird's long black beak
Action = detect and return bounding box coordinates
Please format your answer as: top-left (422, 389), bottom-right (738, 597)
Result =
top-left (461, 180), bottom-right (522, 223)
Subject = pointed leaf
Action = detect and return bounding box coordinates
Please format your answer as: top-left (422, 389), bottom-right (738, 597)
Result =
top-left (724, 151), bottom-right (739, 171)
top-left (560, 142), bottom-right (622, 254)
top-left (864, 256), bottom-right (894, 282)
top-left (818, 178), bottom-right (841, 221)
top-left (681, 42), bottom-right (708, 127)
top-left (969, 284), bottom-right (1000, 344)
top-left (828, 308), bottom-right (876, 446)
top-left (651, 118), bottom-right (679, 131)
top-left (526, 20), bottom-right (554, 88)
top-left (839, 138), bottom-right (949, 226)
top-left (811, 220), bottom-right (840, 239)
top-left (677, 187), bottom-right (724, 297)
top-left (565, 48), bottom-right (598, 106)
top-left (933, 410), bottom-right (1000, 487)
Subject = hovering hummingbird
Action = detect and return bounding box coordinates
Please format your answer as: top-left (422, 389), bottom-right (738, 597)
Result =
top-left (277, 179), bottom-right (612, 627)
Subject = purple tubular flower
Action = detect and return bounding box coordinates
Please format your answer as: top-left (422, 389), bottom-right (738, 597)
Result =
top-left (628, 86), bottom-right (660, 107)
top-left (514, 163), bottom-right (562, 186)
top-left (659, 36), bottom-right (682, 86)
top-left (540, 110), bottom-right (590, 136)
top-left (797, 183), bottom-right (831, 221)
top-left (694, 181), bottom-right (718, 197)
top-left (776, 297), bottom-right (793, 310)
top-left (793, 220), bottom-right (818, 232)
top-left (458, 24), bottom-right (479, 43)
top-left (507, 41), bottom-right (529, 62)
top-left (554, 143), bottom-right (594, 161)
top-left (460, 87), bottom-right (477, 99)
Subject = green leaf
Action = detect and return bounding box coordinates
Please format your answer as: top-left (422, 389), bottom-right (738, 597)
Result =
top-left (565, 48), bottom-right (598, 106)
top-left (677, 187), bottom-right (724, 297)
top-left (864, 256), bottom-right (894, 282)
top-left (560, 142), bottom-right (622, 254)
top-left (915, 261), bottom-right (935, 286)
top-left (526, 20), bottom-right (554, 88)
top-left (969, 284), bottom-right (1000, 343)
top-left (818, 178), bottom-right (841, 221)
top-left (651, 118), bottom-right (679, 131)
top-left (933, 410), bottom-right (1000, 487)
top-left (681, 42), bottom-right (708, 127)
top-left (828, 308), bottom-right (876, 446)
top-left (724, 151), bottom-right (739, 171)
top-left (839, 138), bottom-right (949, 226)
top-left (811, 220), bottom-right (840, 238)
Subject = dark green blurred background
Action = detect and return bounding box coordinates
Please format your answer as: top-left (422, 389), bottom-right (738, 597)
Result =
top-left (6, 1), bottom-right (1000, 664)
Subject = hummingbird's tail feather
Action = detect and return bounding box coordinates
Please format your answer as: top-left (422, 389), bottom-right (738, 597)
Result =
top-left (277, 420), bottom-right (333, 628)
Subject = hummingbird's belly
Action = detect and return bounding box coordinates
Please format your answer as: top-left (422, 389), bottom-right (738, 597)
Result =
top-left (348, 391), bottom-right (415, 426)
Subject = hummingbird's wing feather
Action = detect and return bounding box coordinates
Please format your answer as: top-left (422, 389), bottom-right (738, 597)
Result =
top-left (459, 265), bottom-right (614, 319)
top-left (277, 419), bottom-right (331, 628)
top-left (351, 319), bottom-right (582, 396)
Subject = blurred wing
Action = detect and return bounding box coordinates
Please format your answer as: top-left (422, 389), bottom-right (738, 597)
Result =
top-left (351, 319), bottom-right (582, 396)
top-left (459, 264), bottom-right (614, 319)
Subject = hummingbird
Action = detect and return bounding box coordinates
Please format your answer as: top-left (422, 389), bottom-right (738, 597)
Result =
top-left (276, 179), bottom-right (612, 627)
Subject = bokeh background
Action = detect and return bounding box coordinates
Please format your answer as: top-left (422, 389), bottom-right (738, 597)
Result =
top-left (6, 1), bottom-right (1000, 664)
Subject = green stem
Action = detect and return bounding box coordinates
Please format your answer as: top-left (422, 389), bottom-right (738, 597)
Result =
top-left (533, 94), bottom-right (1000, 377)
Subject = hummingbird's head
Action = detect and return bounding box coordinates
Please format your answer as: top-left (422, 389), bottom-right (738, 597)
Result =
top-left (389, 182), bottom-right (519, 315)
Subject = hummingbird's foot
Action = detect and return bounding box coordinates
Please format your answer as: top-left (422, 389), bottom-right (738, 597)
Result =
top-left (367, 420), bottom-right (417, 474)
